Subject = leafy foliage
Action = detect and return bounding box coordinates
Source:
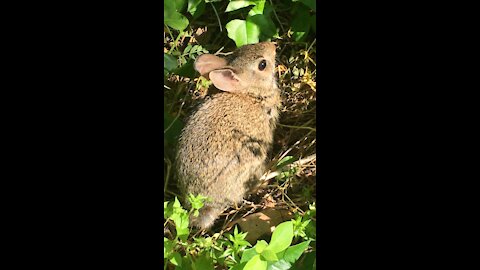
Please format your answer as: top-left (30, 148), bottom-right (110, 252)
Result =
top-left (225, 0), bottom-right (278, 47)
top-left (164, 196), bottom-right (315, 270)
top-left (164, 0), bottom-right (189, 31)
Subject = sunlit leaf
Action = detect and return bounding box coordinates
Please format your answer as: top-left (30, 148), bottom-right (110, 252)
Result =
top-left (225, 0), bottom-right (257, 12)
top-left (226, 19), bottom-right (249, 47)
top-left (170, 252), bottom-right (182, 266)
top-left (277, 156), bottom-right (295, 168)
top-left (240, 247), bottom-right (258, 263)
top-left (244, 254), bottom-right (267, 270)
top-left (282, 240), bottom-right (311, 264)
top-left (248, 0), bottom-right (265, 15)
top-left (264, 221), bottom-right (293, 254)
top-left (188, 0), bottom-right (206, 18)
top-left (261, 249), bottom-right (278, 261)
top-left (255, 240), bottom-right (269, 253)
top-left (267, 259), bottom-right (292, 270)
top-left (164, 1), bottom-right (189, 31)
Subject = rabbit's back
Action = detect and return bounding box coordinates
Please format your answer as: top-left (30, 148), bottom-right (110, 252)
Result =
top-left (177, 92), bottom-right (277, 208)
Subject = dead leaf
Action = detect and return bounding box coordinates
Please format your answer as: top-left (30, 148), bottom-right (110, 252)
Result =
top-left (233, 208), bottom-right (293, 243)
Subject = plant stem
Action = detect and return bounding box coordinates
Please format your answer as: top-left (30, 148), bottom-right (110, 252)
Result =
top-left (278, 123), bottom-right (316, 132)
top-left (210, 3), bottom-right (222, 32)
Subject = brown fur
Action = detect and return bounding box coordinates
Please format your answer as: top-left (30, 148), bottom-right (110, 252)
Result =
top-left (176, 42), bottom-right (281, 229)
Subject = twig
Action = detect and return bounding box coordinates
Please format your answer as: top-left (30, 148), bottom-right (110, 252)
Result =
top-left (269, 0), bottom-right (285, 33)
top-left (214, 46), bottom-right (225, 55)
top-left (293, 154), bottom-right (316, 166)
top-left (210, 3), bottom-right (222, 32)
top-left (164, 89), bottom-right (189, 134)
top-left (307, 38), bottom-right (316, 53)
top-left (165, 25), bottom-right (175, 44)
top-left (167, 30), bottom-right (183, 54)
top-left (260, 154), bottom-right (316, 181)
top-left (278, 123), bottom-right (316, 132)
top-left (165, 190), bottom-right (181, 199)
top-left (164, 157), bottom-right (172, 194)
top-left (283, 193), bottom-right (304, 214)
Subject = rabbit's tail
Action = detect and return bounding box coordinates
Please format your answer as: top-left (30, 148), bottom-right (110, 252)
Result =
top-left (190, 205), bottom-right (224, 230)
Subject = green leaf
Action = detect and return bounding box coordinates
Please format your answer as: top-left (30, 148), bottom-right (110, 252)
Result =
top-left (248, 0), bottom-right (265, 16)
top-left (245, 19), bottom-right (261, 44)
top-left (276, 156), bottom-right (296, 168)
top-left (247, 14), bottom-right (277, 40)
top-left (228, 234), bottom-right (235, 243)
top-left (187, 0), bottom-right (206, 19)
top-left (181, 254), bottom-right (194, 270)
top-left (173, 197), bottom-right (182, 209)
top-left (184, 44), bottom-right (192, 54)
top-left (240, 247), bottom-right (258, 263)
top-left (282, 240), bottom-right (311, 264)
top-left (164, 14), bottom-right (189, 31)
top-left (310, 14), bottom-right (316, 33)
top-left (164, 54), bottom-right (178, 72)
top-left (188, 194), bottom-right (211, 209)
top-left (164, 201), bottom-right (173, 219)
top-left (290, 251), bottom-right (315, 270)
top-left (219, 247), bottom-right (233, 258)
top-left (244, 254), bottom-right (267, 270)
top-left (164, 0), bottom-right (189, 31)
top-left (255, 240), bottom-right (269, 253)
top-left (225, 19), bottom-right (247, 47)
top-left (170, 197), bottom-right (190, 241)
top-left (189, 194), bottom-right (205, 210)
top-left (225, 0), bottom-right (257, 12)
top-left (230, 262), bottom-right (248, 270)
top-left (173, 59), bottom-right (196, 79)
top-left (264, 221), bottom-right (293, 254)
top-left (193, 254), bottom-right (214, 270)
top-left (260, 249), bottom-right (278, 262)
top-left (175, 0), bottom-right (188, 12)
top-left (298, 0), bottom-right (316, 11)
top-left (225, 0), bottom-right (277, 47)
top-left (291, 5), bottom-right (311, 42)
top-left (267, 259), bottom-right (292, 270)
top-left (174, 217), bottom-right (189, 241)
top-left (164, 237), bottom-right (174, 258)
top-left (226, 20), bottom-right (249, 47)
top-left (170, 252), bottom-right (182, 266)
top-left (305, 220), bottom-right (316, 239)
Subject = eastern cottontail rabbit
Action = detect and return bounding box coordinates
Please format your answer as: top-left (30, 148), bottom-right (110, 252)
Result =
top-left (176, 42), bottom-right (281, 229)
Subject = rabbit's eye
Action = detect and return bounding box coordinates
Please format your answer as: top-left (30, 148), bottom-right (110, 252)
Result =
top-left (258, 60), bottom-right (267, 71)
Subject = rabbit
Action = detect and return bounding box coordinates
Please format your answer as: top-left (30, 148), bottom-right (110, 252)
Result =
top-left (176, 42), bottom-right (281, 230)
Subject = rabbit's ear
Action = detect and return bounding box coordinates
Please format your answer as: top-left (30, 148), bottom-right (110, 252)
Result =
top-left (194, 54), bottom-right (228, 76)
top-left (209, 69), bottom-right (245, 92)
